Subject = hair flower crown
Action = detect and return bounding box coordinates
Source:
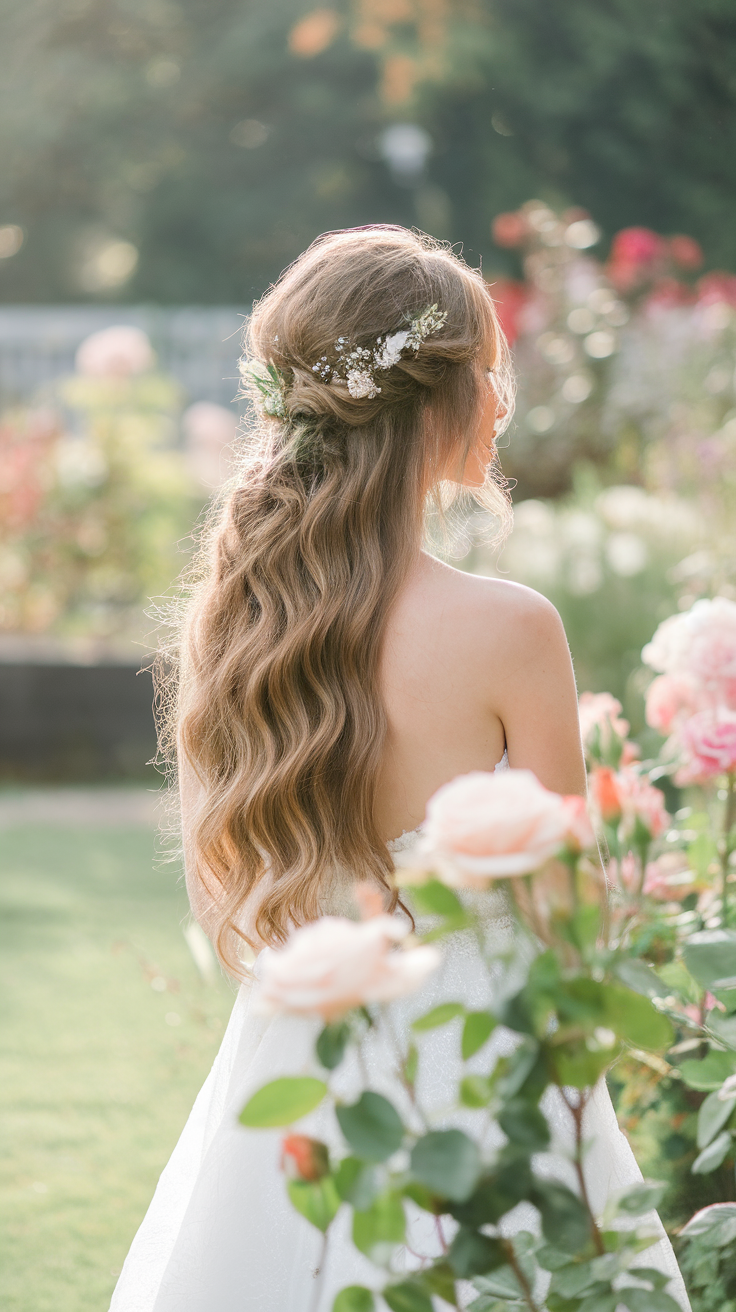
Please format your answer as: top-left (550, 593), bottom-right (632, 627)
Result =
top-left (241, 304), bottom-right (448, 416)
top-left (312, 303), bottom-right (448, 400)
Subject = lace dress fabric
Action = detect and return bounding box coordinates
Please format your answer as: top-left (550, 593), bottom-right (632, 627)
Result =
top-left (110, 751), bottom-right (690, 1312)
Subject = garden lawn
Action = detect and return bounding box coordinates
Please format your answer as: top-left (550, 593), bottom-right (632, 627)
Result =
top-left (0, 813), bottom-right (235, 1312)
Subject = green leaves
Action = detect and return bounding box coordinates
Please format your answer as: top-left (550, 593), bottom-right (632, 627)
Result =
top-left (692, 1129), bottom-right (733, 1174)
top-left (352, 1191), bottom-right (405, 1260)
top-left (412, 1002), bottom-right (465, 1031)
top-left (696, 1089), bottom-right (736, 1149)
top-left (679, 1049), bottom-right (736, 1091)
top-left (316, 1021), bottom-right (350, 1070)
top-left (332, 1287), bottom-right (375, 1312)
top-left (448, 1228), bottom-right (505, 1278)
top-left (610, 1180), bottom-right (666, 1217)
top-left (409, 880), bottom-right (463, 917)
top-left (683, 929), bottom-right (736, 990)
top-left (462, 1010), bottom-right (497, 1059)
top-left (533, 1179), bottom-right (591, 1253)
top-left (411, 1129), bottom-right (481, 1202)
top-left (498, 1098), bottom-right (550, 1151)
top-left (382, 1281), bottom-right (433, 1312)
top-left (680, 1202), bottom-right (736, 1246)
top-left (239, 1077), bottom-right (327, 1128)
top-left (336, 1092), bottom-right (404, 1162)
top-left (286, 1176), bottom-right (340, 1232)
top-left (334, 1157), bottom-right (379, 1211)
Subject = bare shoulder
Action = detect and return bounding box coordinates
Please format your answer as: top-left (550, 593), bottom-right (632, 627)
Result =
top-left (421, 555), bottom-right (564, 650)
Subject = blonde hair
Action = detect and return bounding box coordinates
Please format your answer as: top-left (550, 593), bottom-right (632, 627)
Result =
top-left (160, 227), bottom-right (513, 973)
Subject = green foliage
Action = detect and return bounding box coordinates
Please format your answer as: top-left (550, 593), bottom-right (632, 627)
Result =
top-left (332, 1287), bottom-right (375, 1312)
top-left (336, 1092), bottom-right (404, 1163)
top-left (334, 1157), bottom-right (379, 1211)
top-left (448, 1228), bottom-right (505, 1278)
top-left (316, 1021), bottom-right (351, 1070)
top-left (352, 1191), bottom-right (405, 1260)
top-left (411, 1001), bottom-right (465, 1031)
top-left (239, 1077), bottom-right (327, 1128)
top-left (684, 930), bottom-right (736, 990)
top-left (410, 1129), bottom-right (481, 1203)
top-left (382, 1281), bottom-right (434, 1312)
top-left (462, 1010), bottom-right (497, 1059)
top-left (286, 1176), bottom-right (340, 1232)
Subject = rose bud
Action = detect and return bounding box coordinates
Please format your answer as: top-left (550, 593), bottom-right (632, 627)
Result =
top-left (281, 1134), bottom-right (330, 1182)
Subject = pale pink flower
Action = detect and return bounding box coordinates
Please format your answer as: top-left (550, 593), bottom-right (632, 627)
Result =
top-left (645, 673), bottom-right (700, 734)
top-left (616, 766), bottom-right (669, 839)
top-left (643, 598), bottom-right (736, 709)
top-left (578, 691), bottom-right (629, 747)
top-left (257, 915), bottom-right (440, 1021)
top-left (613, 851), bottom-right (639, 893)
top-left (642, 853), bottom-right (696, 901)
top-left (420, 769), bottom-right (573, 885)
top-left (561, 795), bottom-right (596, 851)
top-left (75, 325), bottom-right (155, 377)
top-left (676, 709), bottom-right (736, 784)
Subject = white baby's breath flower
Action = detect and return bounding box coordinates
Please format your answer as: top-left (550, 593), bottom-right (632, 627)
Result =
top-left (374, 330), bottom-right (409, 369)
top-left (346, 369), bottom-right (380, 399)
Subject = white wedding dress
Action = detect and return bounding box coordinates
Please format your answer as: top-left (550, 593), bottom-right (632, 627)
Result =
top-left (111, 756), bottom-right (691, 1312)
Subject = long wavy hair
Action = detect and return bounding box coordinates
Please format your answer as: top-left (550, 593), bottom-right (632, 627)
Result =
top-left (158, 227), bottom-right (514, 974)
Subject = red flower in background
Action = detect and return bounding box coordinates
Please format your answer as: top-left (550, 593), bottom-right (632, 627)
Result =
top-left (488, 277), bottom-right (528, 345)
top-left (491, 211), bottom-right (528, 249)
top-left (281, 1135), bottom-right (330, 1182)
top-left (697, 271), bottom-right (736, 307)
top-left (645, 277), bottom-right (694, 310)
top-left (590, 767), bottom-right (623, 824)
top-left (607, 227), bottom-right (667, 292)
top-left (669, 235), bottom-right (703, 270)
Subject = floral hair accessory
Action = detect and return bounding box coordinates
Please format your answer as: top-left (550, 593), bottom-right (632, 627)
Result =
top-left (311, 303), bottom-right (448, 400)
top-left (240, 361), bottom-right (288, 419)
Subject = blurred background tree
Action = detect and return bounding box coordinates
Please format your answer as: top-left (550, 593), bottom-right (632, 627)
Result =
top-left (1, 0), bottom-right (735, 305)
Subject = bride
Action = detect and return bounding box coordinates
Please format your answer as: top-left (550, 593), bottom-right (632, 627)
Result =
top-left (111, 226), bottom-right (689, 1310)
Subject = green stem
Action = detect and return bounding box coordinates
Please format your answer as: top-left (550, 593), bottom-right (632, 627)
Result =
top-left (560, 1088), bottom-right (605, 1256)
top-left (500, 1239), bottom-right (541, 1312)
top-left (308, 1229), bottom-right (330, 1312)
top-left (720, 773), bottom-right (736, 927)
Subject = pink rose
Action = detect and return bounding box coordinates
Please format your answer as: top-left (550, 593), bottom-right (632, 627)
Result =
top-left (645, 673), bottom-right (700, 734)
top-left (676, 709), bottom-right (736, 784)
top-left (643, 599), bottom-right (736, 710)
top-left (642, 853), bottom-right (696, 901)
top-left (420, 769), bottom-right (573, 885)
top-left (578, 691), bottom-right (629, 753)
top-left (75, 325), bottom-right (155, 377)
top-left (669, 235), bottom-right (703, 270)
top-left (281, 1135), bottom-right (330, 1182)
top-left (610, 227), bottom-right (666, 267)
top-left (615, 766), bottom-right (669, 839)
top-left (561, 794), bottom-right (596, 851)
top-left (256, 916), bottom-right (440, 1021)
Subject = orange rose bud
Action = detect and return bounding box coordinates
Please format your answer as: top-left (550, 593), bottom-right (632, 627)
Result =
top-left (591, 767), bottom-right (622, 824)
top-left (281, 1134), bottom-right (330, 1182)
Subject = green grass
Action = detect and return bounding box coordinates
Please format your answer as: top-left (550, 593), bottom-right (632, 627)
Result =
top-left (0, 819), bottom-right (235, 1312)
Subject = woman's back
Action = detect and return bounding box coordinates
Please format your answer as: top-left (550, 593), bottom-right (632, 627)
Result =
top-left (375, 552), bottom-right (586, 842)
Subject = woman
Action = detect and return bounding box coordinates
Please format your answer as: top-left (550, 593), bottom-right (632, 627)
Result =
top-left (111, 227), bottom-right (689, 1309)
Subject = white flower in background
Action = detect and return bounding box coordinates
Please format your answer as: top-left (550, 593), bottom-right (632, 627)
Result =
top-left (55, 437), bottom-right (108, 488)
top-left (717, 1073), bottom-right (736, 1102)
top-left (75, 325), bottom-right (155, 377)
top-left (257, 915), bottom-right (440, 1021)
top-left (605, 531), bottom-right (648, 577)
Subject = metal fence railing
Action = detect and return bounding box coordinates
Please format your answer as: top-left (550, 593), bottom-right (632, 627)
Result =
top-left (0, 305), bottom-right (249, 410)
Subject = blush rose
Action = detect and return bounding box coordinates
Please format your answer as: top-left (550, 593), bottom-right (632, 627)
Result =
top-left (256, 915), bottom-right (440, 1021)
top-left (418, 768), bottom-right (583, 886)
